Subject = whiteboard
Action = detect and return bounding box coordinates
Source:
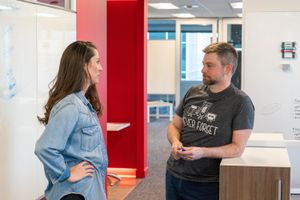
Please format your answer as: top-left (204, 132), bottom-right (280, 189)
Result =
top-left (147, 40), bottom-right (176, 94)
top-left (0, 1), bottom-right (76, 199)
top-left (243, 12), bottom-right (300, 193)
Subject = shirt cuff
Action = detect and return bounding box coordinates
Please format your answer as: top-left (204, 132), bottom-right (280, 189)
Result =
top-left (58, 168), bottom-right (70, 182)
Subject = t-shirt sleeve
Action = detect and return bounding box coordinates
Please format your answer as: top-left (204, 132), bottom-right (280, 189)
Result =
top-left (176, 99), bottom-right (184, 117)
top-left (176, 87), bottom-right (195, 117)
top-left (233, 95), bottom-right (255, 130)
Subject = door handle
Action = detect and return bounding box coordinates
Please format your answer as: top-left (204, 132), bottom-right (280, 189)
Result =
top-left (277, 178), bottom-right (282, 200)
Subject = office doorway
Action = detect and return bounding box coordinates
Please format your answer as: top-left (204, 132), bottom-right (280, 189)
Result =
top-left (221, 18), bottom-right (242, 89)
top-left (175, 19), bottom-right (218, 105)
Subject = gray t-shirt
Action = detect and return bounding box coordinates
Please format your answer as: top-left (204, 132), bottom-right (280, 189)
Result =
top-left (167, 84), bottom-right (255, 182)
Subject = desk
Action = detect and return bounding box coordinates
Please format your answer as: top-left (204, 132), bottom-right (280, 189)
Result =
top-left (106, 122), bottom-right (130, 186)
top-left (107, 123), bottom-right (130, 131)
top-left (147, 101), bottom-right (173, 123)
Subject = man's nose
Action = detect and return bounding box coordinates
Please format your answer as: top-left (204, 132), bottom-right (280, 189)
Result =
top-left (201, 66), bottom-right (206, 73)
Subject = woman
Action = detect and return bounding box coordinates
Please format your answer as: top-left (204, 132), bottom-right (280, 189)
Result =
top-left (35, 41), bottom-right (108, 200)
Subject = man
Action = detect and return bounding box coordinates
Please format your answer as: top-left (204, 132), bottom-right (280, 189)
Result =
top-left (166, 42), bottom-right (254, 200)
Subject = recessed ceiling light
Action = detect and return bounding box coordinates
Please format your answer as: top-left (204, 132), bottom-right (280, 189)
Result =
top-left (183, 5), bottom-right (199, 9)
top-left (149, 3), bottom-right (179, 10)
top-left (237, 13), bottom-right (243, 18)
top-left (172, 13), bottom-right (195, 18)
top-left (0, 5), bottom-right (12, 10)
top-left (230, 2), bottom-right (243, 9)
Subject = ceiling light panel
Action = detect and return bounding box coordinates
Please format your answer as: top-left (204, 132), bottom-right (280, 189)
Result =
top-left (0, 5), bottom-right (12, 10)
top-left (172, 13), bottom-right (195, 18)
top-left (230, 2), bottom-right (243, 9)
top-left (149, 3), bottom-right (179, 10)
top-left (36, 12), bottom-right (57, 18)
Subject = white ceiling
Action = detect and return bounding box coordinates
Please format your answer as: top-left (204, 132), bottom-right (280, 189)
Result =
top-left (148, 0), bottom-right (243, 18)
top-left (35, 0), bottom-right (242, 18)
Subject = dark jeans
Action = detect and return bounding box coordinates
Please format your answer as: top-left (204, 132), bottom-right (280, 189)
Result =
top-left (165, 171), bottom-right (219, 200)
top-left (60, 194), bottom-right (85, 200)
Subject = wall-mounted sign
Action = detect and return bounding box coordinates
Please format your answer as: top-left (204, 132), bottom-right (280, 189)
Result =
top-left (281, 42), bottom-right (296, 59)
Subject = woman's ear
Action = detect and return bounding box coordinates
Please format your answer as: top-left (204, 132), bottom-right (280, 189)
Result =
top-left (84, 63), bottom-right (88, 71)
top-left (84, 63), bottom-right (90, 77)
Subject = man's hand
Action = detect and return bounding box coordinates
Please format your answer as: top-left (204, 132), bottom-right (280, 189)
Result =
top-left (177, 147), bottom-right (205, 161)
top-left (171, 141), bottom-right (183, 160)
top-left (167, 115), bottom-right (184, 160)
top-left (68, 161), bottom-right (95, 182)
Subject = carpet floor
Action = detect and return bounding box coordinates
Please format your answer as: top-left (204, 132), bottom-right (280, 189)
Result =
top-left (124, 118), bottom-right (170, 200)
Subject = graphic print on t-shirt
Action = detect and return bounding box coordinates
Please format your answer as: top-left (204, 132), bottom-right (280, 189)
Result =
top-left (187, 102), bottom-right (211, 120)
top-left (183, 101), bottom-right (219, 136)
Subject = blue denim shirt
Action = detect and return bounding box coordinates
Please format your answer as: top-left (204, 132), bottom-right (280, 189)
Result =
top-left (35, 92), bottom-right (108, 200)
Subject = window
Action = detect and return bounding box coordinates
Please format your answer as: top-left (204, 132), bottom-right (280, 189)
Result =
top-left (227, 24), bottom-right (242, 49)
top-left (148, 20), bottom-right (176, 40)
top-left (180, 25), bottom-right (212, 81)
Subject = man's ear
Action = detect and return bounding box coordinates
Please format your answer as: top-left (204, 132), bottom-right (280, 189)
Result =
top-left (225, 64), bottom-right (233, 75)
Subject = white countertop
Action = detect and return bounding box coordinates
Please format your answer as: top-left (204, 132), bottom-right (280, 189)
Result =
top-left (249, 132), bottom-right (284, 140)
top-left (221, 147), bottom-right (291, 168)
top-left (246, 132), bottom-right (286, 147)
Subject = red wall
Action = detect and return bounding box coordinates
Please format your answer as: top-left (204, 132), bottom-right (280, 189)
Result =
top-left (77, 0), bottom-right (147, 179)
top-left (76, 0), bottom-right (107, 143)
top-left (107, 0), bottom-right (148, 178)
top-left (136, 0), bottom-right (148, 178)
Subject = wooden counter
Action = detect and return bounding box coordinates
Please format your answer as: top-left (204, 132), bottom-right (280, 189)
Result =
top-left (220, 147), bottom-right (291, 200)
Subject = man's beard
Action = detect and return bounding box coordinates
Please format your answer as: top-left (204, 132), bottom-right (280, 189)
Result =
top-left (203, 77), bottom-right (217, 85)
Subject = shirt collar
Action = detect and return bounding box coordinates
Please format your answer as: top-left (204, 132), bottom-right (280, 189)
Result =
top-left (75, 91), bottom-right (95, 112)
top-left (207, 83), bottom-right (234, 98)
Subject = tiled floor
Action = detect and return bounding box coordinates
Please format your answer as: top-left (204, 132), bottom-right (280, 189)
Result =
top-left (107, 178), bottom-right (141, 200)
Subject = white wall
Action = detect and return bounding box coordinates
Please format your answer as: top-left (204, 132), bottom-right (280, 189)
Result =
top-left (244, 0), bottom-right (300, 12)
top-left (0, 1), bottom-right (76, 199)
top-left (243, 0), bottom-right (300, 193)
top-left (147, 40), bottom-right (176, 94)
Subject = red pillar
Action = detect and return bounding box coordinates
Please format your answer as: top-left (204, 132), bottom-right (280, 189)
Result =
top-left (107, 0), bottom-right (148, 178)
top-left (136, 0), bottom-right (148, 178)
top-left (76, 0), bottom-right (107, 143)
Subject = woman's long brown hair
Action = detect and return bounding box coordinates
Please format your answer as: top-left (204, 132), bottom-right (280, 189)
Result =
top-left (38, 41), bottom-right (103, 125)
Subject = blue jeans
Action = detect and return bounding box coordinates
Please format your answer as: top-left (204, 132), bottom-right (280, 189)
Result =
top-left (165, 171), bottom-right (219, 200)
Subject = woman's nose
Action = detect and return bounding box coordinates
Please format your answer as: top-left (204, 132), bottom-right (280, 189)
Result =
top-left (99, 63), bottom-right (103, 71)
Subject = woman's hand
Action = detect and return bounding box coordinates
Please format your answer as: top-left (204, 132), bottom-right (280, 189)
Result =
top-left (68, 161), bottom-right (95, 182)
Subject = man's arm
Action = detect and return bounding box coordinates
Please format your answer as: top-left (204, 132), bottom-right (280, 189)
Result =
top-left (167, 115), bottom-right (184, 160)
top-left (178, 129), bottom-right (252, 160)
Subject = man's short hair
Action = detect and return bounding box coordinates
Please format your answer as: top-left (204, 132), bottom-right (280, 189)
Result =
top-left (203, 42), bottom-right (238, 74)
